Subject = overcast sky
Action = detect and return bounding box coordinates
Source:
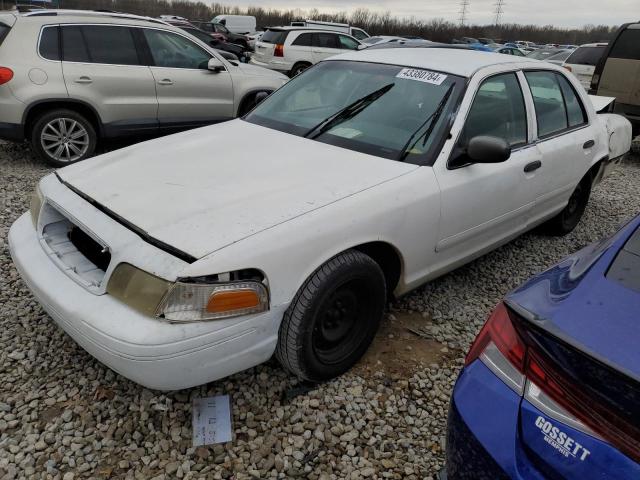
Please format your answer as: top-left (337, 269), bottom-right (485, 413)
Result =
top-left (204, 0), bottom-right (636, 28)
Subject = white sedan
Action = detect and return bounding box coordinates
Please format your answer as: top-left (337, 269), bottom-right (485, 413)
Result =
top-left (10, 48), bottom-right (632, 390)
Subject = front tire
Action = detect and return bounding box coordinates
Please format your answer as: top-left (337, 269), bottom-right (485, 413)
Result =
top-left (540, 176), bottom-right (591, 235)
top-left (31, 109), bottom-right (96, 167)
top-left (276, 250), bottom-right (386, 382)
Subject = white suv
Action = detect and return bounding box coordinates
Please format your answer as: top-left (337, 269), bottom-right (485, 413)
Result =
top-left (0, 9), bottom-right (287, 166)
top-left (249, 27), bottom-right (362, 77)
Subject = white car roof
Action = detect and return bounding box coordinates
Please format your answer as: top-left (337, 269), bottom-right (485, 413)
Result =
top-left (577, 42), bottom-right (609, 47)
top-left (328, 47), bottom-right (541, 77)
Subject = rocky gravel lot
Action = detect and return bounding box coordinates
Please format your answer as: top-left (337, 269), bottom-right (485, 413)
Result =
top-left (1, 139), bottom-right (639, 480)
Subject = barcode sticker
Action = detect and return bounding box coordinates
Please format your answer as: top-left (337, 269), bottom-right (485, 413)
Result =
top-left (192, 395), bottom-right (233, 446)
top-left (396, 68), bottom-right (447, 85)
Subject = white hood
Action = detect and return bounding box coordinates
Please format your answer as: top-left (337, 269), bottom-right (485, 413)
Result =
top-left (58, 120), bottom-right (417, 259)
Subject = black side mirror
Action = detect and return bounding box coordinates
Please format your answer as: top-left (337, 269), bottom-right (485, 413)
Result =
top-left (467, 136), bottom-right (511, 163)
top-left (449, 135), bottom-right (511, 169)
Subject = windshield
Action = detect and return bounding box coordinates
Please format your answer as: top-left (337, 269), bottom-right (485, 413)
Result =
top-left (244, 60), bottom-right (464, 163)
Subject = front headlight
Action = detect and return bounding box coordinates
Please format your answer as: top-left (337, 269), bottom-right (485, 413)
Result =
top-left (157, 280), bottom-right (269, 322)
top-left (106, 263), bottom-right (269, 322)
top-left (30, 184), bottom-right (43, 228)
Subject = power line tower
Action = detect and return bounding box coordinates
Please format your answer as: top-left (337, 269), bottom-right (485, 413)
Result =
top-left (493, 0), bottom-right (505, 25)
top-left (459, 0), bottom-right (470, 26)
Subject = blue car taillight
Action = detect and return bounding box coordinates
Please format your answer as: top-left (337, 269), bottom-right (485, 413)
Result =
top-left (465, 302), bottom-right (526, 393)
top-left (466, 301), bottom-right (640, 464)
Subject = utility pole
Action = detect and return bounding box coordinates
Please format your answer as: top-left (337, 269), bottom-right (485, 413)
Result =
top-left (493, 0), bottom-right (505, 25)
top-left (459, 0), bottom-right (470, 26)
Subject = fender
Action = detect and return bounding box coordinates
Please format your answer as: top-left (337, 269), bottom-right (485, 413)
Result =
top-left (22, 98), bottom-right (104, 137)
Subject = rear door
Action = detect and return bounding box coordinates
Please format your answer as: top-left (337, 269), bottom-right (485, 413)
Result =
top-left (311, 32), bottom-right (342, 63)
top-left (565, 45), bottom-right (607, 89)
top-left (61, 24), bottom-right (158, 135)
top-left (522, 70), bottom-right (595, 224)
top-left (141, 28), bottom-right (234, 129)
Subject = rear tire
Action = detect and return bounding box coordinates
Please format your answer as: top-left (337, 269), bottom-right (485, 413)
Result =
top-left (276, 250), bottom-right (386, 382)
top-left (31, 109), bottom-right (96, 167)
top-left (289, 62), bottom-right (311, 77)
top-left (540, 176), bottom-right (591, 236)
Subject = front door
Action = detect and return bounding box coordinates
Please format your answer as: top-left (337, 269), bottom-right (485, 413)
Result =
top-left (432, 72), bottom-right (540, 271)
top-left (141, 28), bottom-right (234, 129)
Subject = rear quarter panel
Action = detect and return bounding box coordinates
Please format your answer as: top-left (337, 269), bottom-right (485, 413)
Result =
top-left (1, 21), bottom-right (68, 122)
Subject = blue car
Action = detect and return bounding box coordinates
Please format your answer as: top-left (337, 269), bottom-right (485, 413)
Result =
top-left (445, 214), bottom-right (640, 479)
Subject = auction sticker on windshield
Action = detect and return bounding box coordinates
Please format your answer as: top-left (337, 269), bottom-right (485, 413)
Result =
top-left (396, 68), bottom-right (447, 85)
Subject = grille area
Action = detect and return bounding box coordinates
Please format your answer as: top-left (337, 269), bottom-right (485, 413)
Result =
top-left (41, 210), bottom-right (111, 289)
top-left (68, 226), bottom-right (111, 271)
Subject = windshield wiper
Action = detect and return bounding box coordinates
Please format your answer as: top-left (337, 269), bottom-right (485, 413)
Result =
top-left (398, 83), bottom-right (455, 162)
top-left (304, 83), bottom-right (395, 140)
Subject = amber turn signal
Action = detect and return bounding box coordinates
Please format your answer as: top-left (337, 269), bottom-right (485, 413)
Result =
top-left (206, 289), bottom-right (261, 313)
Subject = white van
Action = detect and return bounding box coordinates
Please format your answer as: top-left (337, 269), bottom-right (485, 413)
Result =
top-left (289, 20), bottom-right (369, 41)
top-left (212, 15), bottom-right (256, 34)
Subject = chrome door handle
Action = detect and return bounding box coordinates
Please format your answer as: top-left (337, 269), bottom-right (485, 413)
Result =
top-left (74, 76), bottom-right (92, 84)
top-left (524, 160), bottom-right (542, 173)
top-left (158, 79), bottom-right (174, 85)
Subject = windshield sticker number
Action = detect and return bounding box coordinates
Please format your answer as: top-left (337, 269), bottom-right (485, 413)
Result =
top-left (396, 69), bottom-right (447, 85)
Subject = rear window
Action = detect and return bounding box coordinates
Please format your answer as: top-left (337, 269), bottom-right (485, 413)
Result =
top-left (0, 23), bottom-right (10, 47)
top-left (608, 28), bottom-right (640, 61)
top-left (260, 29), bottom-right (288, 44)
top-left (39, 26), bottom-right (60, 61)
top-left (566, 45), bottom-right (606, 66)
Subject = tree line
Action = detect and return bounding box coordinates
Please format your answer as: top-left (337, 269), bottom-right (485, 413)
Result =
top-left (41, 0), bottom-right (619, 44)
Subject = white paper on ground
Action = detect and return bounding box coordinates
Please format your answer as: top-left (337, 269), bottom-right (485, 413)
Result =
top-left (192, 395), bottom-right (233, 446)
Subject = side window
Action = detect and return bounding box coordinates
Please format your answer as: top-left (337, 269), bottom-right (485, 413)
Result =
top-left (291, 33), bottom-right (312, 47)
top-left (513, 49), bottom-right (525, 57)
top-left (39, 26), bottom-right (60, 61)
top-left (61, 26), bottom-right (90, 63)
top-left (525, 71), bottom-right (568, 137)
top-left (460, 73), bottom-right (527, 147)
top-left (82, 26), bottom-right (140, 65)
top-left (338, 35), bottom-right (359, 50)
top-left (315, 32), bottom-right (339, 49)
top-left (556, 73), bottom-right (587, 127)
top-left (608, 29), bottom-right (640, 60)
top-left (143, 29), bottom-right (212, 69)
top-left (351, 29), bottom-right (368, 41)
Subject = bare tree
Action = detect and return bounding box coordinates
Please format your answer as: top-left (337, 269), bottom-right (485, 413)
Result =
top-left (46, 1), bottom-right (617, 44)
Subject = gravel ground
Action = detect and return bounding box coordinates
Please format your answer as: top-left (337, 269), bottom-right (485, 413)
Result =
top-left (1, 139), bottom-right (639, 480)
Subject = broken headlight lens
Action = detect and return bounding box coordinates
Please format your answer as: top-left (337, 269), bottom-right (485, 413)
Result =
top-left (157, 281), bottom-right (269, 322)
top-left (30, 184), bottom-right (43, 228)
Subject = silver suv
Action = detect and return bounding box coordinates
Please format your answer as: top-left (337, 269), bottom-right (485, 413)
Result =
top-left (0, 9), bottom-right (287, 166)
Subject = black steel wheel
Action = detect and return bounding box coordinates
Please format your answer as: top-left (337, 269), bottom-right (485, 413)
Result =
top-left (276, 250), bottom-right (386, 381)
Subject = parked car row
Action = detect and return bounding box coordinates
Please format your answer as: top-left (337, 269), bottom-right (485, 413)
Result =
top-left (9, 37), bottom-right (632, 390)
